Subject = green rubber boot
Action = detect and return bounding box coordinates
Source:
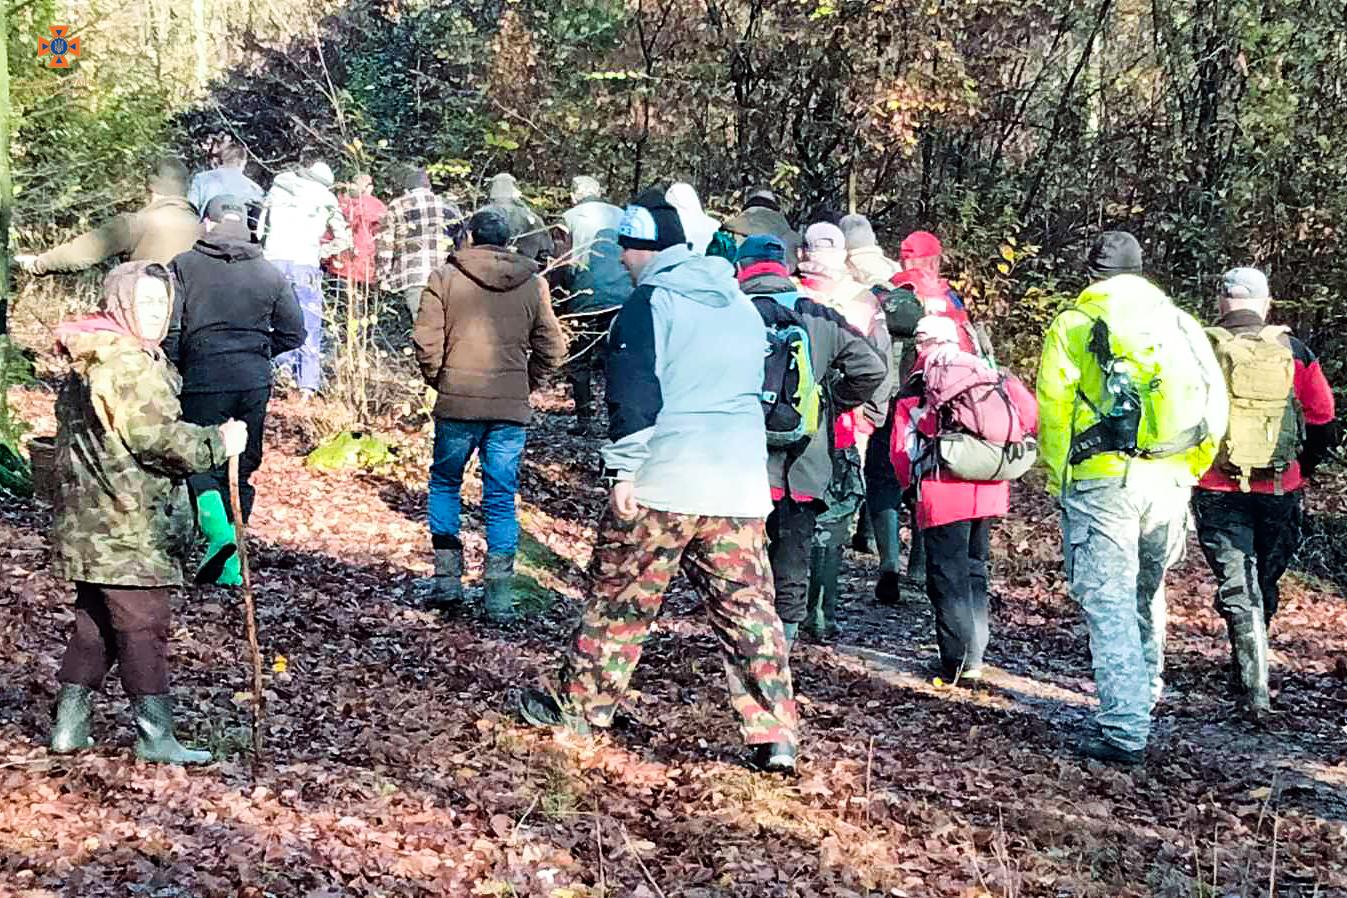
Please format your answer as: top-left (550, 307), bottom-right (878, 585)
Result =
top-left (481, 552), bottom-right (519, 624)
top-left (194, 490), bottom-right (240, 586)
top-left (802, 545), bottom-right (827, 640)
top-left (871, 508), bottom-right (904, 604)
top-left (132, 695), bottom-right (212, 765)
top-left (50, 683), bottom-right (95, 754)
top-left (819, 545), bottom-right (842, 641)
top-left (429, 546), bottom-right (464, 612)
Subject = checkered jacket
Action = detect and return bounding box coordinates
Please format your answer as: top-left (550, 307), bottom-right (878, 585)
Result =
top-left (376, 188), bottom-right (464, 292)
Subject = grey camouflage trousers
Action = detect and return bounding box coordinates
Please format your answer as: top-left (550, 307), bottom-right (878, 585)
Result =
top-left (1061, 474), bottom-right (1189, 751)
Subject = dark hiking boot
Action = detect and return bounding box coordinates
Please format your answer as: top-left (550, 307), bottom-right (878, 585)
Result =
top-left (482, 552), bottom-right (519, 624)
top-left (1078, 734), bottom-right (1143, 766)
top-left (132, 695), bottom-right (211, 765)
top-left (50, 683), bottom-right (95, 754)
top-left (749, 741), bottom-right (797, 775)
top-left (194, 490), bottom-right (240, 586)
top-left (428, 546), bottom-right (464, 612)
top-left (851, 501), bottom-right (872, 553)
top-left (518, 688), bottom-right (591, 735)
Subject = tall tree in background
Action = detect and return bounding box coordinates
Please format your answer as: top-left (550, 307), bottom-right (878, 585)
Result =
top-left (0, 0), bottom-right (11, 337)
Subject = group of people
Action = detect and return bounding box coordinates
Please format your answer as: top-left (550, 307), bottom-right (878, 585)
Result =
top-left (17, 145), bottom-right (1337, 775)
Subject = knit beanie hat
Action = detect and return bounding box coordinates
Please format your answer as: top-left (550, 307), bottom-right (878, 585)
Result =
top-left (309, 161), bottom-right (335, 187)
top-left (570, 175), bottom-right (601, 201)
top-left (1220, 267), bottom-right (1269, 300)
top-left (1086, 231), bottom-right (1143, 279)
top-left (900, 230), bottom-right (942, 260)
top-left (618, 187), bottom-right (687, 252)
top-left (915, 315), bottom-right (959, 345)
top-left (839, 214), bottom-right (878, 250)
top-left (744, 187), bottom-right (781, 212)
top-left (489, 172), bottom-right (520, 201)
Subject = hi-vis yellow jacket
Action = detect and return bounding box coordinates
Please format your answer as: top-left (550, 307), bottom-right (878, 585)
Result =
top-left (1036, 274), bottom-right (1229, 496)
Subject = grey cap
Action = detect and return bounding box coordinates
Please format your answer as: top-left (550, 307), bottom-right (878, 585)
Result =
top-left (1220, 267), bottom-right (1269, 301)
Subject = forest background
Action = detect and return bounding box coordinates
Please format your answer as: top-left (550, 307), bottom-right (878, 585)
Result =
top-left (1, 0), bottom-right (1345, 396)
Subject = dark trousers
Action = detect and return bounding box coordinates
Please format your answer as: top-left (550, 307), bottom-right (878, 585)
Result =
top-left (180, 387), bottom-right (270, 522)
top-left (767, 496), bottom-right (823, 624)
top-left (567, 312), bottom-right (615, 417)
top-left (924, 517), bottom-right (992, 677)
top-left (1192, 490), bottom-right (1302, 628)
top-left (863, 400), bottom-right (903, 515)
top-left (57, 583), bottom-right (171, 696)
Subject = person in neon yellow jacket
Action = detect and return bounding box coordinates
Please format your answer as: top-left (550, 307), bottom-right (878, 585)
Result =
top-left (1037, 231), bottom-right (1228, 766)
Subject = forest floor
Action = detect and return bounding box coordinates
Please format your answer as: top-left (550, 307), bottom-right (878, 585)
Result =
top-left (2, 377), bottom-right (1346, 898)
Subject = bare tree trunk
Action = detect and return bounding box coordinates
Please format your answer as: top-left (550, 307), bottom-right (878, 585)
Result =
top-left (193, 0), bottom-right (208, 92)
top-left (0, 0), bottom-right (11, 336)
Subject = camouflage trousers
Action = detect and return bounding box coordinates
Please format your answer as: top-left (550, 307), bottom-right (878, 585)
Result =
top-left (559, 507), bottom-right (798, 746)
top-left (1061, 475), bottom-right (1189, 751)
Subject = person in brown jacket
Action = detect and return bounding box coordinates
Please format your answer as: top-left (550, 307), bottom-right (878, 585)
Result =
top-left (413, 208), bottom-right (567, 622)
top-left (16, 158), bottom-right (200, 275)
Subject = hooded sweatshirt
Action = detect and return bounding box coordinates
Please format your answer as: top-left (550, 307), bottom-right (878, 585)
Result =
top-left (603, 245), bottom-right (771, 518)
top-left (414, 245), bottom-right (568, 424)
top-left (166, 235), bottom-right (306, 394)
top-left (258, 169), bottom-right (353, 267)
top-left (665, 183), bottom-right (720, 255)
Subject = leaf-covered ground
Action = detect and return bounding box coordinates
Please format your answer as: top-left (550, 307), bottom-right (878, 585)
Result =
top-left (2, 383), bottom-right (1346, 898)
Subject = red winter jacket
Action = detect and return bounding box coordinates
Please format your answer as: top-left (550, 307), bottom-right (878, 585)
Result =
top-left (324, 192), bottom-right (387, 284)
top-left (1198, 309), bottom-right (1337, 494)
top-left (890, 268), bottom-right (978, 354)
top-left (889, 348), bottom-right (1009, 530)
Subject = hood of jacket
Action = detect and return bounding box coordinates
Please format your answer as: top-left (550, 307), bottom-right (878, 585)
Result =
top-left (638, 245), bottom-right (741, 308)
top-left (192, 234), bottom-right (263, 262)
top-left (58, 328), bottom-right (153, 375)
top-left (665, 183), bottom-right (720, 253)
top-left (145, 195), bottom-right (196, 215)
top-left (448, 245), bottom-right (540, 292)
top-left (268, 169), bottom-right (333, 204)
top-left (1075, 273), bottom-right (1173, 324)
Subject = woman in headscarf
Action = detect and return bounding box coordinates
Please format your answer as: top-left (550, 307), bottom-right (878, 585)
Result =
top-left (47, 261), bottom-right (247, 764)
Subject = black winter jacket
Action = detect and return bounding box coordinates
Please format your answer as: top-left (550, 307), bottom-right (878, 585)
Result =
top-left (743, 272), bottom-right (888, 501)
top-left (166, 236), bottom-right (305, 394)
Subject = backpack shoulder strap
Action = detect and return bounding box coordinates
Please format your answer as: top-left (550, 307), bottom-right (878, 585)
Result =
top-left (1257, 324), bottom-right (1291, 344)
top-left (1205, 326), bottom-right (1235, 344)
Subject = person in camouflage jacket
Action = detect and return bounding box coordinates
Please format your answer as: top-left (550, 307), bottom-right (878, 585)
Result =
top-left (48, 261), bottom-right (247, 766)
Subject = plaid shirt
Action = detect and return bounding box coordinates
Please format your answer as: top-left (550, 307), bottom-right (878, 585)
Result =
top-left (376, 188), bottom-right (463, 292)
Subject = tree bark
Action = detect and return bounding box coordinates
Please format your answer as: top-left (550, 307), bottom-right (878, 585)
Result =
top-left (0, 0), bottom-right (12, 336)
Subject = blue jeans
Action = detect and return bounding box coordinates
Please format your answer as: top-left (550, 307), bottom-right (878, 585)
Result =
top-left (272, 260), bottom-right (323, 392)
top-left (430, 419), bottom-right (526, 555)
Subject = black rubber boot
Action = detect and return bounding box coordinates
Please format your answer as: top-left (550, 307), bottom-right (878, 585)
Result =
top-left (819, 546), bottom-right (842, 641)
top-left (749, 741), bottom-right (798, 774)
top-left (132, 695), bottom-right (211, 765)
top-left (519, 688), bottom-right (591, 735)
top-left (1078, 734), bottom-right (1144, 766)
top-left (428, 546), bottom-right (464, 612)
top-left (50, 683), bottom-right (95, 754)
top-left (1228, 613), bottom-right (1271, 713)
top-left (850, 501), bottom-right (872, 553)
top-left (871, 508), bottom-right (903, 604)
top-left (802, 545), bottom-right (827, 640)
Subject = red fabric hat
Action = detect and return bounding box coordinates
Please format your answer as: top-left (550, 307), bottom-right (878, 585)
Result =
top-left (900, 230), bottom-right (943, 260)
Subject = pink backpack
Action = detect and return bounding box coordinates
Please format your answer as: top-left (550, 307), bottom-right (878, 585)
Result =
top-left (921, 346), bottom-right (1038, 444)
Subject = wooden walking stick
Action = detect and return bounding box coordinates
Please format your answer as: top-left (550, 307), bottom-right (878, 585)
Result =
top-left (227, 455), bottom-right (265, 770)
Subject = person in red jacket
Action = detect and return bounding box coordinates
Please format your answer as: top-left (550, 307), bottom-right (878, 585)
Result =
top-left (890, 316), bottom-right (1009, 684)
top-left (1192, 267), bottom-right (1337, 718)
top-left (325, 174), bottom-right (386, 287)
top-left (890, 231), bottom-right (978, 355)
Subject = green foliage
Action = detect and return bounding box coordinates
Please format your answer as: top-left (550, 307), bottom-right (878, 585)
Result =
top-left (0, 337), bottom-right (36, 497)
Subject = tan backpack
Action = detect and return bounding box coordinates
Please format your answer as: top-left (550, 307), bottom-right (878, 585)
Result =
top-left (1205, 325), bottom-right (1304, 492)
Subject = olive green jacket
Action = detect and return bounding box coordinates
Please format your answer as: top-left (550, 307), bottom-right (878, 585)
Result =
top-left (52, 330), bottom-right (227, 587)
top-left (33, 196), bottom-right (200, 274)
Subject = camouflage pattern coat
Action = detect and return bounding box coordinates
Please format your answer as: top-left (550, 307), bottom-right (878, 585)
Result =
top-left (52, 330), bottom-right (227, 587)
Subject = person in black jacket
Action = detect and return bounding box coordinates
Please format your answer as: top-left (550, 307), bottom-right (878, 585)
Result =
top-left (735, 236), bottom-right (888, 646)
top-left (166, 195), bottom-right (304, 583)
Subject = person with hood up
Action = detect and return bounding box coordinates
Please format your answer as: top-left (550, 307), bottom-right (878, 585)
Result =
top-left (518, 189), bottom-right (799, 774)
top-left (665, 182), bottom-right (720, 255)
top-left (47, 261), bottom-right (248, 764)
top-left (325, 173), bottom-right (386, 287)
top-left (1038, 231), bottom-right (1228, 765)
top-left (559, 175), bottom-right (631, 436)
top-left (480, 173), bottom-right (553, 264)
top-left (165, 196), bottom-right (306, 586)
top-left (187, 138), bottom-right (264, 223)
top-left (737, 235), bottom-right (887, 645)
top-left (377, 167), bottom-right (464, 319)
top-left (257, 158), bottom-right (352, 397)
top-left (721, 187), bottom-right (801, 268)
top-left (840, 214), bottom-right (903, 285)
top-left (15, 158), bottom-right (200, 275)
top-left (413, 210), bottom-right (567, 622)
top-left (890, 316), bottom-right (1017, 685)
